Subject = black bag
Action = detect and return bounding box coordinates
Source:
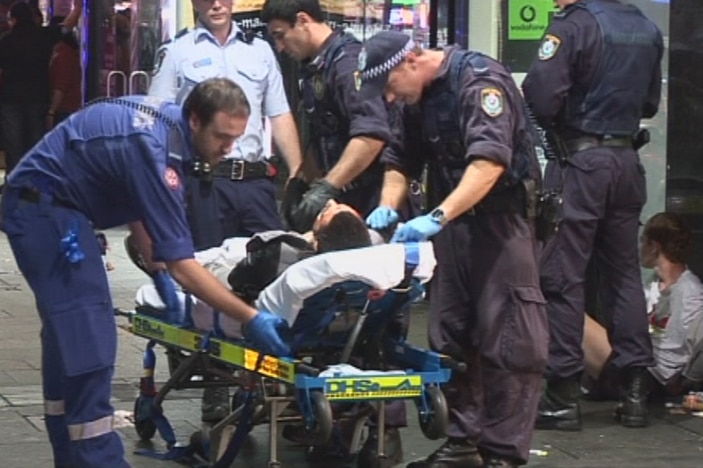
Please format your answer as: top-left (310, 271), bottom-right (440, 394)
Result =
top-left (227, 231), bottom-right (315, 301)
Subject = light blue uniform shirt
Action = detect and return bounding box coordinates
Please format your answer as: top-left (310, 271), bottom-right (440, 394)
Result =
top-left (148, 22), bottom-right (290, 162)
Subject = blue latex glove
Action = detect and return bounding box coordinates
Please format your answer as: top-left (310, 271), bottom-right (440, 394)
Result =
top-left (391, 214), bottom-right (443, 242)
top-left (244, 311), bottom-right (292, 357)
top-left (404, 242), bottom-right (420, 268)
top-left (152, 270), bottom-right (182, 324)
top-left (366, 206), bottom-right (400, 230)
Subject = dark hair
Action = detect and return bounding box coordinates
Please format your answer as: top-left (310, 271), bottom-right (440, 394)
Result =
top-left (182, 78), bottom-right (250, 126)
top-left (261, 0), bottom-right (324, 25)
top-left (316, 211), bottom-right (372, 253)
top-left (643, 212), bottom-right (693, 264)
top-left (10, 2), bottom-right (33, 25)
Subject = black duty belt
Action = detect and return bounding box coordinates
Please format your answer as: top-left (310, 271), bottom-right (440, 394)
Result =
top-left (566, 136), bottom-right (632, 154)
top-left (211, 160), bottom-right (278, 181)
top-left (18, 188), bottom-right (77, 210)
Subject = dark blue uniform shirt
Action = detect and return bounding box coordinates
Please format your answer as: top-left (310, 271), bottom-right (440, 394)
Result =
top-left (7, 96), bottom-right (196, 262)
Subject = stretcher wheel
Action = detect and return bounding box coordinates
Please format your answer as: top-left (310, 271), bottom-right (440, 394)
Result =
top-left (133, 396), bottom-right (157, 441)
top-left (417, 385), bottom-right (448, 440)
top-left (307, 391), bottom-right (333, 445)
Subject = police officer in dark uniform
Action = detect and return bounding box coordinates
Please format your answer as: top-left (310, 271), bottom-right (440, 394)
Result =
top-left (522, 0), bottom-right (663, 430)
top-left (262, 0), bottom-right (420, 235)
top-left (358, 31), bottom-right (549, 468)
top-left (0, 79), bottom-right (292, 468)
top-left (260, 2), bottom-right (419, 465)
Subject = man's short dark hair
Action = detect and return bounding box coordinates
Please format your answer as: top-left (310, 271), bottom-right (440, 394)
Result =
top-left (10, 2), bottom-right (33, 25)
top-left (315, 211), bottom-right (372, 253)
top-left (261, 0), bottom-right (324, 25)
top-left (182, 78), bottom-right (250, 127)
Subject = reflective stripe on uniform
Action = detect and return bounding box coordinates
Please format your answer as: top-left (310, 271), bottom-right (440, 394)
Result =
top-left (44, 399), bottom-right (65, 416)
top-left (68, 414), bottom-right (114, 441)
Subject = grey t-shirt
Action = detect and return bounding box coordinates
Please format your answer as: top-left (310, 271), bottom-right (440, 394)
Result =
top-left (649, 269), bottom-right (703, 384)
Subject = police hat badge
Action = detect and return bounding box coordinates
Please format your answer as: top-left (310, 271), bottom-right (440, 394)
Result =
top-left (313, 74), bottom-right (325, 99)
top-left (358, 47), bottom-right (367, 72)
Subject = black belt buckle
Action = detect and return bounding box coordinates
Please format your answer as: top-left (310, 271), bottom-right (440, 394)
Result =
top-left (230, 160), bottom-right (245, 180)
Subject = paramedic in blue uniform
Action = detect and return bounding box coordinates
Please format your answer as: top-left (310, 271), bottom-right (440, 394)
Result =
top-left (358, 31), bottom-right (549, 468)
top-left (261, 0), bottom-right (420, 234)
top-left (522, 0), bottom-right (663, 431)
top-left (148, 0), bottom-right (304, 247)
top-left (0, 78), bottom-right (292, 468)
top-left (260, 2), bottom-right (417, 464)
top-left (148, 0), bottom-right (304, 421)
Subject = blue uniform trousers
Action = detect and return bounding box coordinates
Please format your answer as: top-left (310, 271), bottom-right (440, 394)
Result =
top-left (0, 189), bottom-right (129, 468)
top-left (185, 175), bottom-right (283, 250)
top-left (540, 146), bottom-right (655, 380)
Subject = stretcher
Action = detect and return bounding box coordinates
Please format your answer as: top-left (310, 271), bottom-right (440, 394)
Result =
top-left (121, 242), bottom-right (461, 467)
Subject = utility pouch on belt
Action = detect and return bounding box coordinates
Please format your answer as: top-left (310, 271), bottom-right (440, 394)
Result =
top-left (536, 190), bottom-right (564, 243)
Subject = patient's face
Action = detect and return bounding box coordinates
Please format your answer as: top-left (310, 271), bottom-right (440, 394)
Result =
top-left (312, 200), bottom-right (359, 233)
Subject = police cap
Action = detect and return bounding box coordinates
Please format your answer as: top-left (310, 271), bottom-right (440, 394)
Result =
top-left (357, 31), bottom-right (415, 99)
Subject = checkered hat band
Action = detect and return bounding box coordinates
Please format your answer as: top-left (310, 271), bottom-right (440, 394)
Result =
top-left (361, 39), bottom-right (415, 81)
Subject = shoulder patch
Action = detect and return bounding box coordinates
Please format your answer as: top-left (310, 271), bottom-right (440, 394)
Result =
top-left (153, 47), bottom-right (168, 75)
top-left (480, 88), bottom-right (504, 118)
top-left (538, 34), bottom-right (561, 61)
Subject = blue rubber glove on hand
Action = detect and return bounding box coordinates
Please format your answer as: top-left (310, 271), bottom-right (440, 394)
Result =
top-left (152, 270), bottom-right (182, 324)
top-left (404, 242), bottom-right (420, 269)
top-left (244, 311), bottom-right (292, 357)
top-left (366, 206), bottom-right (400, 230)
top-left (391, 214), bottom-right (443, 243)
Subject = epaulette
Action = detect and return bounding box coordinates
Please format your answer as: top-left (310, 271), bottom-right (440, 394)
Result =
top-left (175, 27), bottom-right (189, 40)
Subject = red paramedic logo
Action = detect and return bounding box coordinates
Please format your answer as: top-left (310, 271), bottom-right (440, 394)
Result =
top-left (164, 167), bottom-right (181, 190)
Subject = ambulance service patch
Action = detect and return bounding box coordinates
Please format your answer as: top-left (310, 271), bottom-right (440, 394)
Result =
top-left (538, 34), bottom-right (561, 61)
top-left (480, 88), bottom-right (504, 118)
top-left (164, 167), bottom-right (181, 190)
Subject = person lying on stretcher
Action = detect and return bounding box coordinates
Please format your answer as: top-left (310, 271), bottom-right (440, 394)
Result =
top-left (133, 199), bottom-right (434, 343)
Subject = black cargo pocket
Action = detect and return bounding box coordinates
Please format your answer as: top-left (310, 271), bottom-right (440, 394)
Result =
top-left (45, 300), bottom-right (117, 377)
top-left (500, 286), bottom-right (549, 373)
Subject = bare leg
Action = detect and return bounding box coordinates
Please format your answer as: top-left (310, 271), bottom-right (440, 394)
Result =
top-left (582, 314), bottom-right (613, 378)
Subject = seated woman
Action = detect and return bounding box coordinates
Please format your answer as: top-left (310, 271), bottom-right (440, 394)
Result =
top-left (583, 212), bottom-right (703, 396)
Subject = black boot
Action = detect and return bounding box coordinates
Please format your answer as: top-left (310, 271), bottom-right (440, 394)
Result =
top-left (356, 427), bottom-right (403, 468)
top-left (406, 438), bottom-right (484, 468)
top-left (614, 367), bottom-right (650, 428)
top-left (535, 377), bottom-right (582, 431)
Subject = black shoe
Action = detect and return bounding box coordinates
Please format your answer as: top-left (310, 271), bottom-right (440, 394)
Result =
top-left (407, 438), bottom-right (484, 468)
top-left (201, 387), bottom-right (230, 423)
top-left (356, 427), bottom-right (403, 468)
top-left (615, 367), bottom-right (650, 428)
top-left (483, 456), bottom-right (518, 468)
top-left (535, 377), bottom-right (582, 431)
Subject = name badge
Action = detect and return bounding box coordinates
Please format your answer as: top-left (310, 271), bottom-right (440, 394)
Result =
top-left (193, 57), bottom-right (213, 68)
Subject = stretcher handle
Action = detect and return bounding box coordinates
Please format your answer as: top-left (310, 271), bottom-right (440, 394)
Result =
top-left (440, 356), bottom-right (468, 373)
top-left (295, 362), bottom-right (320, 377)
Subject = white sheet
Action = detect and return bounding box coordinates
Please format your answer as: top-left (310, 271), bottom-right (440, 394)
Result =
top-left (135, 236), bottom-right (436, 339)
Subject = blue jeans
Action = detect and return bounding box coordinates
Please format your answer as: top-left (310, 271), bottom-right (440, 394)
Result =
top-left (0, 103), bottom-right (46, 181)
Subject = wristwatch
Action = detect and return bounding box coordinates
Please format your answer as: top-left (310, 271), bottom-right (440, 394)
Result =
top-left (429, 207), bottom-right (448, 226)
